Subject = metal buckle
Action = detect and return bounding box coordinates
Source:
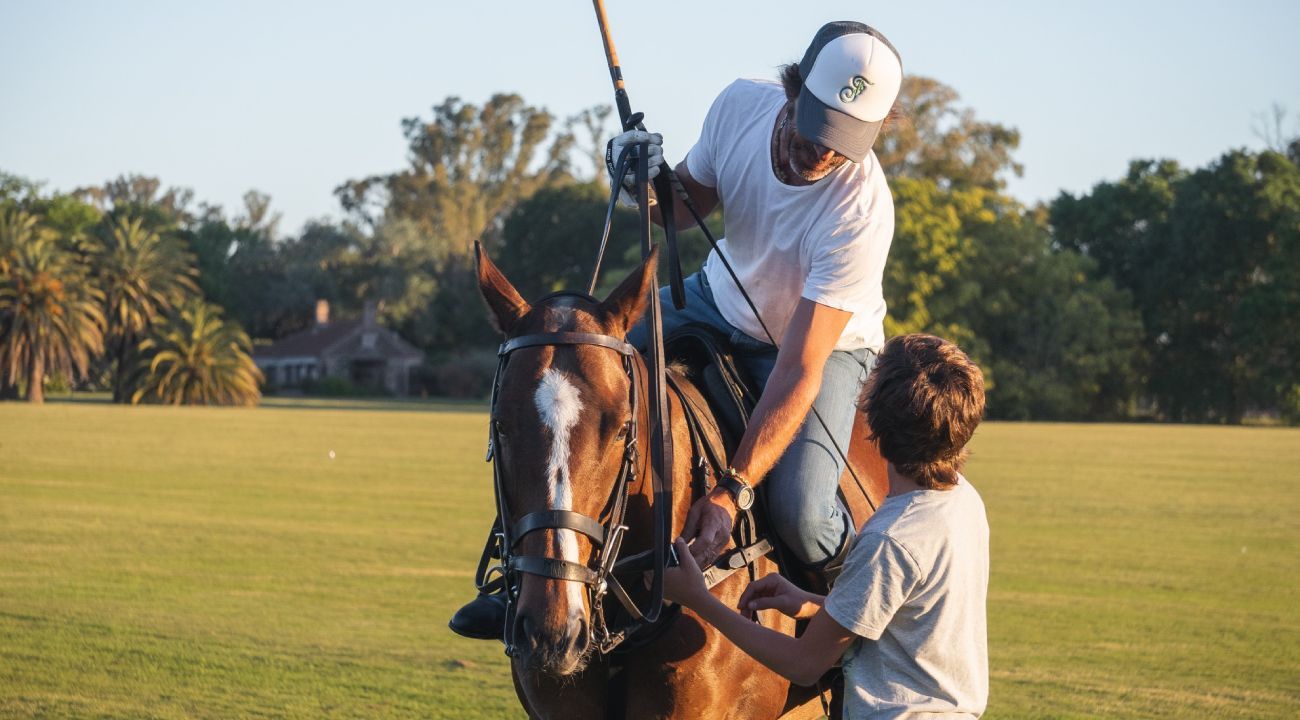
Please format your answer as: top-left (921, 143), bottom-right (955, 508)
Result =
top-left (601, 524), bottom-right (628, 573)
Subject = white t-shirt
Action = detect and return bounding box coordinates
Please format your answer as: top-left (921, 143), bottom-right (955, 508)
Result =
top-left (685, 78), bottom-right (895, 352)
top-left (824, 477), bottom-right (990, 719)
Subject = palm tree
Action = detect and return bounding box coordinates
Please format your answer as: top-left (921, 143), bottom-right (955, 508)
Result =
top-left (0, 209), bottom-right (26, 400)
top-left (133, 300), bottom-right (263, 406)
top-left (0, 209), bottom-right (106, 403)
top-left (91, 214), bottom-right (198, 402)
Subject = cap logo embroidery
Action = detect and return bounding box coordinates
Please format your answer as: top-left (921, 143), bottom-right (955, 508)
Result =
top-left (838, 76), bottom-right (874, 103)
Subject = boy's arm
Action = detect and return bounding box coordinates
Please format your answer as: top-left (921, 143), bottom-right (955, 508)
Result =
top-left (738, 572), bottom-right (826, 620)
top-left (664, 539), bottom-right (857, 686)
top-left (689, 594), bottom-right (857, 687)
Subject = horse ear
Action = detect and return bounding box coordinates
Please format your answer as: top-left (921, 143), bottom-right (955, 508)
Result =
top-left (475, 241), bottom-right (531, 334)
top-left (599, 245), bottom-right (660, 336)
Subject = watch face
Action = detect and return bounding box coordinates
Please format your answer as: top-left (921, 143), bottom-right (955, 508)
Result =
top-left (736, 485), bottom-right (755, 510)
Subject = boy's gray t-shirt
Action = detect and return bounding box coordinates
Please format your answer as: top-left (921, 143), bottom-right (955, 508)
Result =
top-left (824, 476), bottom-right (990, 719)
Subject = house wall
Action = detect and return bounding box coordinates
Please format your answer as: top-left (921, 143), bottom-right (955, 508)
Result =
top-left (384, 360), bottom-right (420, 397)
top-left (254, 356), bottom-right (321, 388)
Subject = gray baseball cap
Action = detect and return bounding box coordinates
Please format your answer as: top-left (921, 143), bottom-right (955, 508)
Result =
top-left (796, 21), bottom-right (903, 163)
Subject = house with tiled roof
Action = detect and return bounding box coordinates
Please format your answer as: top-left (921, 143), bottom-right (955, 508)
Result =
top-left (253, 300), bottom-right (423, 396)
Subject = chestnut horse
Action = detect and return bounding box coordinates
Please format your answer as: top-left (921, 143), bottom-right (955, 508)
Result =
top-left (475, 243), bottom-right (888, 719)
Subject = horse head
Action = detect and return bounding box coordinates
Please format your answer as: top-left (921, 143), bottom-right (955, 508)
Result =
top-left (475, 242), bottom-right (659, 677)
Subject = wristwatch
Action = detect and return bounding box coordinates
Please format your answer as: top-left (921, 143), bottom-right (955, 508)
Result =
top-left (717, 467), bottom-right (755, 511)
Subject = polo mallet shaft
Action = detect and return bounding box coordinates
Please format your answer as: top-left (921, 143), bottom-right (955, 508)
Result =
top-left (592, 0), bottom-right (635, 128)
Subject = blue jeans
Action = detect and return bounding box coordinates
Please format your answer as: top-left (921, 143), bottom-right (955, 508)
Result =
top-left (628, 273), bottom-right (874, 567)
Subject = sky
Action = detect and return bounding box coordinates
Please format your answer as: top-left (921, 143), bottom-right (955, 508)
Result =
top-left (3, 0), bottom-right (1298, 237)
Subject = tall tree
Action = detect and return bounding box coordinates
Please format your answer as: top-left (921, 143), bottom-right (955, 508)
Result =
top-left (133, 299), bottom-right (262, 406)
top-left (91, 215), bottom-right (199, 402)
top-left (0, 172), bottom-right (44, 211)
top-left (883, 177), bottom-right (989, 342)
top-left (0, 210), bottom-right (105, 403)
top-left (956, 204), bottom-right (1145, 420)
top-left (333, 94), bottom-right (603, 353)
top-left (1051, 159), bottom-right (1185, 306)
top-left (876, 76), bottom-right (1023, 191)
top-left (76, 174), bottom-right (196, 231)
top-left (497, 182), bottom-right (641, 301)
top-left (185, 192), bottom-right (302, 339)
top-left (1157, 150), bottom-right (1299, 422)
top-left (36, 194), bottom-right (103, 254)
top-left (336, 94), bottom-right (578, 254)
top-left (234, 189), bottom-right (281, 239)
top-left (882, 178), bottom-right (1144, 419)
top-left (1052, 149), bottom-right (1300, 422)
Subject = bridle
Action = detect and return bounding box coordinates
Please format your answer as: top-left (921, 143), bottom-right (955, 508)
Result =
top-left (479, 298), bottom-right (671, 656)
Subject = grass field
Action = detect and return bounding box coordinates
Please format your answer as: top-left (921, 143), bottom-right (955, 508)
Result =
top-left (1, 398), bottom-right (1297, 719)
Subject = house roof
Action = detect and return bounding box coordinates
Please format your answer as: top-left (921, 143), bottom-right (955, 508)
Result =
top-left (254, 319), bottom-right (362, 359)
top-left (253, 318), bottom-right (422, 361)
top-left (331, 323), bottom-right (423, 361)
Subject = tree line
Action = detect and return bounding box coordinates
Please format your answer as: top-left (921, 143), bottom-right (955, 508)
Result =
top-left (0, 178), bottom-right (264, 405)
top-left (2, 76), bottom-right (1296, 423)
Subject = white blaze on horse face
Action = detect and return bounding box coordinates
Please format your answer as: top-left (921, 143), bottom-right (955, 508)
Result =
top-left (534, 368), bottom-right (583, 506)
top-left (533, 368), bottom-right (586, 610)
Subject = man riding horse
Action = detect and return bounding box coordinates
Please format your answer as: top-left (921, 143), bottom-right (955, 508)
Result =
top-left (451, 20), bottom-right (904, 640)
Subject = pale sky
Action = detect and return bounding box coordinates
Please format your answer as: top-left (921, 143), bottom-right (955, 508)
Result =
top-left (3, 1), bottom-right (1298, 236)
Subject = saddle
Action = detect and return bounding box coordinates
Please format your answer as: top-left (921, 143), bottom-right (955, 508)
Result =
top-left (664, 323), bottom-right (757, 452)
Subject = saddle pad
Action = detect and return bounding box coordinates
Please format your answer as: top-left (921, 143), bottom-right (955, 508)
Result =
top-left (663, 323), bottom-right (759, 453)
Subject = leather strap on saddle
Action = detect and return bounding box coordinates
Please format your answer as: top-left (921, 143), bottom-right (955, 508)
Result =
top-left (702, 538), bottom-right (775, 590)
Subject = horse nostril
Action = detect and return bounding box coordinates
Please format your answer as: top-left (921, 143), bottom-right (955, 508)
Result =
top-left (571, 617), bottom-right (590, 655)
top-left (516, 613), bottom-right (539, 652)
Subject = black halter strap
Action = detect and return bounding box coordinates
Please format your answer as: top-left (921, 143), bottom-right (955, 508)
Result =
top-left (512, 510), bottom-right (608, 548)
top-left (501, 332), bottom-right (636, 358)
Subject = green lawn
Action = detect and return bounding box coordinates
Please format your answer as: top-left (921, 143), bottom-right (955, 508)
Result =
top-left (1, 399), bottom-right (1297, 718)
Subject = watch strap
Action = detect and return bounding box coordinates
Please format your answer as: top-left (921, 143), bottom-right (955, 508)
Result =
top-left (717, 468), bottom-right (752, 509)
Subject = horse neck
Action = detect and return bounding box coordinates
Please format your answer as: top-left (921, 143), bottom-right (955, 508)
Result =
top-left (625, 355), bottom-right (702, 547)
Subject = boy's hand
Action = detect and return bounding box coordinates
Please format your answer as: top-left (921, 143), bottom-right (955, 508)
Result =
top-left (738, 573), bottom-right (824, 619)
top-left (662, 538), bottom-right (711, 609)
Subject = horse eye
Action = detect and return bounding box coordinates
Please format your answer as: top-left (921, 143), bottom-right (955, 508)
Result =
top-left (615, 421), bottom-right (631, 441)
top-left (493, 420), bottom-right (507, 437)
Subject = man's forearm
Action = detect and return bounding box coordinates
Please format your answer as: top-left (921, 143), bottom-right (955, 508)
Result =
top-left (730, 370), bottom-right (822, 485)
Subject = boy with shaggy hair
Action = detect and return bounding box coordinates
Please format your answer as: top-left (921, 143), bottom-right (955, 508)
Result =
top-left (664, 333), bottom-right (989, 719)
